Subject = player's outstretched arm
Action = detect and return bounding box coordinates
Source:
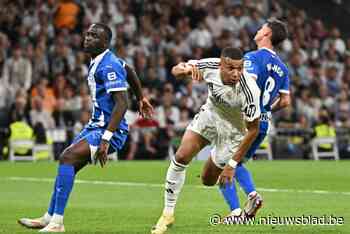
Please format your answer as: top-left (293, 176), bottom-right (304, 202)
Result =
top-left (271, 93), bottom-right (291, 112)
top-left (94, 91), bottom-right (128, 167)
top-left (233, 118), bottom-right (260, 163)
top-left (171, 62), bottom-right (193, 79)
top-left (125, 64), bottom-right (154, 118)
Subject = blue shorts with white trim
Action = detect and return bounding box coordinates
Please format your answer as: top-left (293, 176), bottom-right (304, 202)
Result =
top-left (72, 126), bottom-right (128, 154)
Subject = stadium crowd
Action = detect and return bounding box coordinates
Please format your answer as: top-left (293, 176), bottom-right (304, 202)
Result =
top-left (0, 0), bottom-right (349, 160)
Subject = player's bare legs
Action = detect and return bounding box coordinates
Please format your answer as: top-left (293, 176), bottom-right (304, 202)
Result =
top-left (201, 156), bottom-right (222, 186)
top-left (202, 155), bottom-right (245, 220)
top-left (18, 139), bottom-right (91, 232)
top-left (152, 130), bottom-right (209, 234)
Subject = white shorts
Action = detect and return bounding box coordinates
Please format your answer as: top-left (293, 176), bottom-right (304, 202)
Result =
top-left (187, 105), bottom-right (244, 169)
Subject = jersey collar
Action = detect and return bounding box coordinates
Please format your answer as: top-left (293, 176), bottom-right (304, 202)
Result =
top-left (260, 47), bottom-right (276, 55)
top-left (90, 49), bottom-right (109, 66)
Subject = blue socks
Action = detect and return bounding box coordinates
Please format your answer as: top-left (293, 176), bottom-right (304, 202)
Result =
top-left (52, 164), bottom-right (75, 215)
top-left (236, 163), bottom-right (256, 195)
top-left (219, 164), bottom-right (256, 211)
top-left (47, 178), bottom-right (58, 216)
top-left (219, 181), bottom-right (240, 211)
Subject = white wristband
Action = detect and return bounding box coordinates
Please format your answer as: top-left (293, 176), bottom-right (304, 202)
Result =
top-left (102, 130), bottom-right (113, 141)
top-left (228, 159), bottom-right (238, 168)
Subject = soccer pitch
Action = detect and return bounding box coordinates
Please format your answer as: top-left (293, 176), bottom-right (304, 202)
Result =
top-left (0, 160), bottom-right (349, 234)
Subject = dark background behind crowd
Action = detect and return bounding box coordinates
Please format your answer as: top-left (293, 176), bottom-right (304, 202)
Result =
top-left (0, 0), bottom-right (349, 160)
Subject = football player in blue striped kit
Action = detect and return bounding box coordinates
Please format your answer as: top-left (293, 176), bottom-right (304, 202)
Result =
top-left (219, 18), bottom-right (290, 220)
top-left (18, 23), bottom-right (153, 232)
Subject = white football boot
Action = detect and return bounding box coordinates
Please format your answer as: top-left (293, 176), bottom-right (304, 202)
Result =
top-left (18, 215), bottom-right (50, 229)
top-left (151, 212), bottom-right (175, 234)
top-left (243, 192), bottom-right (263, 218)
top-left (39, 222), bottom-right (65, 233)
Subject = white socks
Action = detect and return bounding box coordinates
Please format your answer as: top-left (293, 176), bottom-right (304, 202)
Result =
top-left (43, 212), bottom-right (52, 224)
top-left (51, 214), bottom-right (63, 225)
top-left (163, 159), bottom-right (188, 215)
top-left (231, 208), bottom-right (242, 216)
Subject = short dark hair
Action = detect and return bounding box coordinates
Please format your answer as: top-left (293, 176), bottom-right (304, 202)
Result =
top-left (94, 23), bottom-right (113, 44)
top-left (267, 18), bottom-right (288, 46)
top-left (220, 47), bottom-right (243, 60)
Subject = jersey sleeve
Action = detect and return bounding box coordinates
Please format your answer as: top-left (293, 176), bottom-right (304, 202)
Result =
top-left (240, 75), bottom-right (261, 122)
top-left (187, 58), bottom-right (219, 71)
top-left (279, 67), bottom-right (290, 94)
top-left (243, 53), bottom-right (259, 79)
top-left (100, 62), bottom-right (128, 93)
top-left (187, 58), bottom-right (220, 83)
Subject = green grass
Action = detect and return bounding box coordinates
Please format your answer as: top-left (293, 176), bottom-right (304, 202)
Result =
top-left (0, 160), bottom-right (349, 233)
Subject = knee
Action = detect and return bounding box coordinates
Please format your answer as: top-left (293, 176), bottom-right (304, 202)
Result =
top-left (201, 172), bottom-right (217, 187)
top-left (174, 151), bottom-right (191, 165)
top-left (58, 147), bottom-right (74, 165)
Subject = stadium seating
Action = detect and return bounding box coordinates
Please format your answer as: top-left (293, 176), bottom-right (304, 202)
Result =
top-left (311, 137), bottom-right (340, 160)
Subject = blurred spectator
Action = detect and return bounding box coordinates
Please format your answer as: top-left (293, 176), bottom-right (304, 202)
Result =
top-left (229, 4), bottom-right (251, 32)
top-left (49, 41), bottom-right (71, 77)
top-left (84, 1), bottom-right (103, 23)
top-left (325, 66), bottom-right (341, 95)
top-left (31, 79), bottom-right (57, 114)
top-left (73, 109), bottom-right (90, 136)
top-left (288, 51), bottom-right (310, 87)
top-left (30, 96), bottom-right (55, 130)
top-left (155, 85), bottom-right (180, 128)
top-left (335, 90), bottom-right (350, 127)
top-left (62, 84), bottom-right (81, 113)
top-left (31, 44), bottom-right (50, 85)
top-left (245, 8), bottom-right (265, 37)
top-left (296, 89), bottom-right (317, 126)
top-left (54, 0), bottom-right (83, 32)
top-left (205, 4), bottom-right (226, 38)
top-left (52, 98), bottom-right (74, 128)
top-left (9, 90), bottom-right (30, 125)
top-left (2, 46), bottom-right (32, 99)
top-left (311, 19), bottom-right (328, 40)
top-left (187, 22), bottom-right (213, 49)
top-left (312, 108), bottom-right (336, 151)
top-left (322, 27), bottom-right (346, 55)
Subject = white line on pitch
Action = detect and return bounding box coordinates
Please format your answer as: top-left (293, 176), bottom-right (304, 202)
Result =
top-left (3, 176), bottom-right (350, 196)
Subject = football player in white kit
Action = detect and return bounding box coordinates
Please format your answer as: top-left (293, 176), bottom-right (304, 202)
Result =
top-left (151, 47), bottom-right (261, 234)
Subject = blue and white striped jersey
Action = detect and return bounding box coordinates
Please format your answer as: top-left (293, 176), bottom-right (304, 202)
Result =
top-left (86, 49), bottom-right (128, 131)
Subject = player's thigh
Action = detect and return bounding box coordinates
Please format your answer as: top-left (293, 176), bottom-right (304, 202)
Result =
top-left (175, 129), bottom-right (209, 165)
top-left (201, 155), bottom-right (222, 186)
top-left (59, 139), bottom-right (91, 170)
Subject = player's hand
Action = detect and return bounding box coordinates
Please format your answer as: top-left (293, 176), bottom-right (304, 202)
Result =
top-left (94, 140), bottom-right (109, 167)
top-left (218, 165), bottom-right (235, 186)
top-left (191, 65), bottom-right (203, 81)
top-left (138, 97), bottom-right (154, 119)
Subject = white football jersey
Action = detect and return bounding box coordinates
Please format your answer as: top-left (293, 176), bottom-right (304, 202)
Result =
top-left (188, 58), bottom-right (261, 128)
